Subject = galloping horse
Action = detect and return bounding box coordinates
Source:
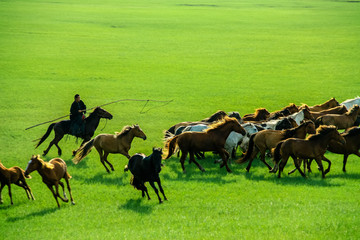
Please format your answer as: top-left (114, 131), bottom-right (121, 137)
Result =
top-left (124, 148), bottom-right (167, 204)
top-left (270, 126), bottom-right (345, 178)
top-left (164, 117), bottom-right (246, 173)
top-left (341, 96), bottom-right (360, 110)
top-left (25, 155), bottom-right (75, 208)
top-left (165, 110), bottom-right (227, 138)
top-left (73, 125), bottom-right (147, 173)
top-left (0, 161), bottom-right (35, 205)
top-left (308, 97), bottom-right (340, 112)
top-left (315, 105), bottom-right (360, 129)
top-left (243, 108), bottom-right (270, 122)
top-left (236, 121), bottom-right (316, 172)
top-left (310, 105), bottom-right (348, 120)
top-left (35, 107), bottom-right (113, 156)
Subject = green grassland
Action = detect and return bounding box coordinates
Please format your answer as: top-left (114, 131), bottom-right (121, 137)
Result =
top-left (1, 0), bottom-right (360, 239)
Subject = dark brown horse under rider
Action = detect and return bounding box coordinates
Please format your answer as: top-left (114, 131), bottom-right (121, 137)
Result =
top-left (70, 94), bottom-right (87, 137)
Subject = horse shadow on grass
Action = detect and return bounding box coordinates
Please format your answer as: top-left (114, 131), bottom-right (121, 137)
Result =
top-left (118, 198), bottom-right (154, 214)
top-left (6, 207), bottom-right (58, 222)
top-left (162, 158), bottom-right (238, 185)
top-left (72, 171), bottom-right (128, 187)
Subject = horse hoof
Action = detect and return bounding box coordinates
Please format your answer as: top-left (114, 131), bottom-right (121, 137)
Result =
top-left (182, 170), bottom-right (186, 174)
top-left (159, 201), bottom-right (163, 204)
top-left (201, 169), bottom-right (206, 172)
top-left (71, 201), bottom-right (76, 205)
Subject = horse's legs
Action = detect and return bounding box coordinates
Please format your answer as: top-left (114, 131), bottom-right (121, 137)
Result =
top-left (43, 132), bottom-right (64, 156)
top-left (307, 159), bottom-right (313, 173)
top-left (219, 149), bottom-right (232, 173)
top-left (314, 157), bottom-right (325, 178)
top-left (245, 148), bottom-right (259, 172)
top-left (157, 179), bottom-right (167, 201)
top-left (20, 179), bottom-right (35, 200)
top-left (47, 184), bottom-right (60, 208)
top-left (55, 182), bottom-right (68, 203)
top-left (322, 156), bottom-right (332, 175)
top-left (190, 151), bottom-right (205, 172)
top-left (64, 175), bottom-right (75, 205)
top-left (149, 181), bottom-right (162, 203)
top-left (180, 150), bottom-right (188, 173)
top-left (58, 181), bottom-right (68, 200)
top-left (0, 182), bottom-right (4, 204)
top-left (260, 149), bottom-right (272, 170)
top-left (293, 157), bottom-right (306, 178)
top-left (342, 154), bottom-right (349, 172)
top-left (103, 152), bottom-right (114, 171)
top-left (96, 146), bottom-right (110, 173)
top-left (14, 181), bottom-right (31, 200)
top-left (278, 154), bottom-right (289, 178)
top-left (7, 183), bottom-right (13, 205)
top-left (142, 184), bottom-right (151, 200)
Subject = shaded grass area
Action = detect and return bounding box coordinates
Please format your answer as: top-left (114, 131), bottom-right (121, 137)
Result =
top-left (1, 0), bottom-right (360, 239)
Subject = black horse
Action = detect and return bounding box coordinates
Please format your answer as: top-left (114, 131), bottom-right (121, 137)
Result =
top-left (124, 148), bottom-right (167, 204)
top-left (35, 107), bottom-right (113, 156)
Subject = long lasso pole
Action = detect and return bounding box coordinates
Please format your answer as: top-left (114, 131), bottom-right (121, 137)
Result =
top-left (25, 98), bottom-right (173, 130)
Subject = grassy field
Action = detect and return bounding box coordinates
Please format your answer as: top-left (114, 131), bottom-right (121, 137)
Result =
top-left (1, 0), bottom-right (360, 239)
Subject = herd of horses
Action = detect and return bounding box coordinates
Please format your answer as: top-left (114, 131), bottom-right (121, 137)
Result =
top-left (1, 97), bottom-right (360, 207)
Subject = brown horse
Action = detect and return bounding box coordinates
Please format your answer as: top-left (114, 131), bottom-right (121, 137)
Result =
top-left (164, 117), bottom-right (246, 173)
top-left (25, 155), bottom-right (74, 208)
top-left (267, 103), bottom-right (299, 120)
top-left (243, 108), bottom-right (270, 122)
top-left (308, 97), bottom-right (340, 112)
top-left (315, 105), bottom-right (360, 129)
top-left (73, 125), bottom-right (147, 173)
top-left (0, 161), bottom-right (35, 205)
top-left (270, 126), bottom-right (345, 178)
top-left (236, 121), bottom-right (316, 172)
top-left (291, 126), bottom-right (360, 175)
top-left (165, 110), bottom-right (228, 138)
top-left (310, 105), bottom-right (348, 119)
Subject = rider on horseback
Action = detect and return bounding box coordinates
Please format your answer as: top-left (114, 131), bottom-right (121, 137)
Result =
top-left (70, 94), bottom-right (86, 137)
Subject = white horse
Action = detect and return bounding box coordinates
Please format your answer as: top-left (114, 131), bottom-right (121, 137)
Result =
top-left (182, 124), bottom-right (208, 133)
top-left (257, 118), bottom-right (295, 130)
top-left (341, 97), bottom-right (360, 110)
top-left (288, 109), bottom-right (314, 125)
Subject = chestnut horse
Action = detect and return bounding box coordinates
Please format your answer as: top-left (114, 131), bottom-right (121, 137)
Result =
top-left (164, 110), bottom-right (228, 138)
top-left (236, 121), bottom-right (316, 172)
top-left (73, 125), bottom-right (147, 173)
top-left (270, 126), bottom-right (345, 178)
top-left (268, 103), bottom-right (299, 119)
top-left (0, 161), bottom-right (35, 205)
top-left (164, 117), bottom-right (246, 173)
top-left (315, 105), bottom-right (360, 129)
top-left (25, 155), bottom-right (74, 208)
top-left (290, 126), bottom-right (360, 175)
top-left (310, 105), bottom-right (347, 119)
top-left (243, 108), bottom-right (270, 122)
top-left (308, 97), bottom-right (340, 112)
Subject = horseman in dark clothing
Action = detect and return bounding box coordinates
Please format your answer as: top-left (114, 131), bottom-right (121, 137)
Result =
top-left (70, 94), bottom-right (86, 137)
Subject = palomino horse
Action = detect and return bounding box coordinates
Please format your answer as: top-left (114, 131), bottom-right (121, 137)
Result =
top-left (25, 155), bottom-right (75, 208)
top-left (165, 110), bottom-right (228, 138)
top-left (315, 105), bottom-right (360, 129)
top-left (270, 126), bottom-right (345, 178)
top-left (310, 105), bottom-right (348, 120)
top-left (73, 125), bottom-right (147, 173)
top-left (124, 148), bottom-right (167, 204)
top-left (243, 108), bottom-right (270, 122)
top-left (36, 107), bottom-right (113, 156)
top-left (308, 97), bottom-right (340, 112)
top-left (0, 161), bottom-right (35, 205)
top-left (164, 117), bottom-right (246, 173)
top-left (236, 121), bottom-right (316, 172)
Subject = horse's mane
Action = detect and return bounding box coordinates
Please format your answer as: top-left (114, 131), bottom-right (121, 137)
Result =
top-left (115, 125), bottom-right (132, 137)
top-left (283, 103), bottom-right (298, 111)
top-left (344, 126), bottom-right (360, 136)
top-left (281, 121), bottom-right (311, 138)
top-left (33, 155), bottom-right (54, 170)
top-left (347, 105), bottom-right (359, 115)
top-left (202, 110), bottom-right (227, 122)
top-left (254, 108), bottom-right (269, 118)
top-left (299, 104), bottom-right (310, 111)
top-left (306, 125), bottom-right (337, 140)
top-left (204, 116), bottom-right (237, 133)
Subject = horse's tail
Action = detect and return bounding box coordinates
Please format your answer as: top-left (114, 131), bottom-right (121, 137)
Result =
top-left (163, 135), bottom-right (179, 159)
top-left (72, 139), bottom-right (95, 164)
top-left (66, 172), bottom-right (72, 180)
top-left (35, 123), bottom-right (56, 148)
top-left (270, 141), bottom-right (284, 173)
top-left (235, 133), bottom-right (256, 164)
top-left (164, 125), bottom-right (176, 138)
top-left (130, 175), bottom-right (143, 190)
